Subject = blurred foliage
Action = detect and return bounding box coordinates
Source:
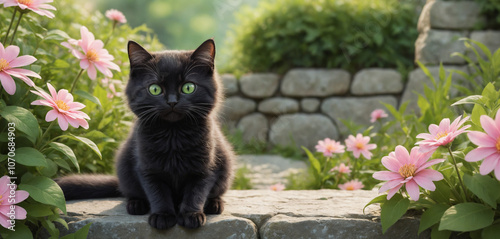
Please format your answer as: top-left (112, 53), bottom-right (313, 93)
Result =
top-left (88, 0), bottom-right (259, 68)
top-left (476, 0), bottom-right (500, 29)
top-left (231, 165), bottom-right (253, 190)
top-left (224, 0), bottom-right (419, 74)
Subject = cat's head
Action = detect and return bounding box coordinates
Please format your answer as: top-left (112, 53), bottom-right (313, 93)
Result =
top-left (125, 39), bottom-right (221, 124)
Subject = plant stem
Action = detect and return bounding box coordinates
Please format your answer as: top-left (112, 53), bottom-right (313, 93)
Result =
top-left (447, 147), bottom-right (469, 202)
top-left (70, 69), bottom-right (85, 93)
top-left (351, 157), bottom-right (358, 180)
top-left (9, 11), bottom-right (24, 45)
top-left (3, 8), bottom-right (17, 45)
top-left (35, 121), bottom-right (56, 149)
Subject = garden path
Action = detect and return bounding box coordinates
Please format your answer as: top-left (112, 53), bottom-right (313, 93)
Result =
top-left (237, 154), bottom-right (307, 189)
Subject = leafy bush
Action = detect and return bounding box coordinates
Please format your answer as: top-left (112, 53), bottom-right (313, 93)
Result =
top-left (225, 0), bottom-right (418, 74)
top-left (476, 0), bottom-right (500, 29)
top-left (0, 0), bottom-right (162, 237)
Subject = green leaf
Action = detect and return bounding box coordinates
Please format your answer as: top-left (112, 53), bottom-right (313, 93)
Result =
top-left (60, 134), bottom-right (102, 159)
top-left (74, 90), bottom-right (101, 106)
top-left (428, 181), bottom-right (452, 204)
top-left (381, 193), bottom-right (410, 233)
top-left (418, 204), bottom-right (450, 234)
top-left (463, 174), bottom-right (500, 208)
top-left (0, 106), bottom-right (40, 144)
top-left (60, 223), bottom-right (93, 239)
top-left (0, 222), bottom-right (33, 239)
top-left (431, 224), bottom-right (451, 239)
top-left (19, 175), bottom-right (66, 214)
top-left (482, 223), bottom-right (500, 239)
top-left (38, 158), bottom-right (58, 177)
top-left (439, 203), bottom-right (494, 231)
top-left (471, 104), bottom-right (487, 127)
top-left (49, 142), bottom-right (80, 172)
top-left (363, 194), bottom-right (387, 214)
top-left (302, 147), bottom-right (321, 176)
top-left (15, 147), bottom-right (47, 167)
top-left (23, 203), bottom-right (54, 217)
top-left (451, 95), bottom-right (482, 106)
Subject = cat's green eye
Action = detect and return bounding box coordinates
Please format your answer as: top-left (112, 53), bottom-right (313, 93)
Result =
top-left (181, 82), bottom-right (196, 94)
top-left (149, 84), bottom-right (162, 96)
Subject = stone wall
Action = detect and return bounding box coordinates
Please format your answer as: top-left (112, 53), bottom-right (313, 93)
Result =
top-left (220, 69), bottom-right (402, 149)
top-left (221, 0), bottom-right (500, 149)
top-left (409, 0), bottom-right (500, 111)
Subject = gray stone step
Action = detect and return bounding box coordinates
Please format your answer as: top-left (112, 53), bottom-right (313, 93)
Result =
top-left (59, 190), bottom-right (429, 239)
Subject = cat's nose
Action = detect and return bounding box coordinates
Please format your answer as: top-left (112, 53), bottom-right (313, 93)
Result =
top-left (167, 94), bottom-right (177, 108)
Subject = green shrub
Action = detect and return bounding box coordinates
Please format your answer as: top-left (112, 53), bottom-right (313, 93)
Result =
top-left (476, 0), bottom-right (500, 29)
top-left (225, 0), bottom-right (418, 74)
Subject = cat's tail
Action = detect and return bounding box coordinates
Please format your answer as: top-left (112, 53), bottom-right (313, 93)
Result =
top-left (55, 175), bottom-right (122, 200)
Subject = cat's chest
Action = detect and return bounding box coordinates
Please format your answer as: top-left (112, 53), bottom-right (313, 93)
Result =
top-left (136, 128), bottom-right (211, 173)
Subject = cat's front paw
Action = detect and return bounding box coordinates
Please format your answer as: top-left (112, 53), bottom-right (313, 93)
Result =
top-left (149, 213), bottom-right (177, 230)
top-left (204, 197), bottom-right (224, 214)
top-left (126, 198), bottom-right (150, 215)
top-left (177, 211), bottom-right (206, 229)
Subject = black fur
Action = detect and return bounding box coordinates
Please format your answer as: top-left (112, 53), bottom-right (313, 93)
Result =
top-left (57, 39), bottom-right (234, 230)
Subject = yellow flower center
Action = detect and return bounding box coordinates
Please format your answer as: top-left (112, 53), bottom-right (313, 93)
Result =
top-left (345, 185), bottom-right (355, 190)
top-left (435, 131), bottom-right (448, 140)
top-left (86, 49), bottom-right (99, 62)
top-left (399, 164), bottom-right (416, 178)
top-left (17, 0), bottom-right (33, 5)
top-left (0, 195), bottom-right (3, 205)
top-left (355, 142), bottom-right (365, 150)
top-left (496, 138), bottom-right (500, 152)
top-left (0, 59), bottom-right (9, 71)
top-left (55, 100), bottom-right (70, 111)
top-left (326, 144), bottom-right (338, 152)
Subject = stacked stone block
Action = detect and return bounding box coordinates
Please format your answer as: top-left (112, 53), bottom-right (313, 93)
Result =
top-left (408, 0), bottom-right (499, 112)
top-left (220, 68), bottom-right (401, 149)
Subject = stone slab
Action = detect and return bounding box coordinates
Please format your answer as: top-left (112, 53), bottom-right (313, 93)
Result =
top-left (221, 74), bottom-right (239, 96)
top-left (59, 190), bottom-right (429, 239)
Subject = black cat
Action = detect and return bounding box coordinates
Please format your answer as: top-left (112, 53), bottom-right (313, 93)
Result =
top-left (56, 39), bottom-right (235, 230)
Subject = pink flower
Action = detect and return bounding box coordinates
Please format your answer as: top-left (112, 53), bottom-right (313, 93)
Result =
top-left (101, 77), bottom-right (122, 99)
top-left (1, 0), bottom-right (56, 18)
top-left (31, 83), bottom-right (90, 131)
top-left (61, 26), bottom-right (120, 80)
top-left (416, 115), bottom-right (470, 153)
top-left (373, 146), bottom-right (444, 201)
top-left (345, 134), bottom-right (377, 159)
top-left (338, 179), bottom-right (364, 190)
top-left (0, 175), bottom-right (29, 229)
top-left (269, 183), bottom-right (285, 191)
top-left (370, 109), bottom-right (388, 123)
top-left (0, 43), bottom-right (40, 95)
top-left (315, 138), bottom-right (345, 157)
top-left (465, 109), bottom-right (500, 180)
top-left (330, 163), bottom-right (351, 174)
top-left (105, 9), bottom-right (127, 24)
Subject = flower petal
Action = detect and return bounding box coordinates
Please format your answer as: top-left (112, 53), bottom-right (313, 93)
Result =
top-left (0, 72), bottom-right (16, 95)
top-left (4, 45), bottom-right (20, 61)
top-left (45, 109), bottom-right (59, 122)
top-left (8, 55), bottom-right (36, 68)
top-left (465, 147), bottom-right (498, 162)
top-left (57, 114), bottom-right (69, 131)
top-left (379, 179), bottom-right (402, 193)
top-left (387, 183), bottom-right (403, 200)
top-left (405, 180), bottom-right (420, 201)
top-left (373, 171), bottom-right (402, 181)
top-left (480, 115), bottom-right (500, 140)
top-left (479, 154), bottom-right (500, 176)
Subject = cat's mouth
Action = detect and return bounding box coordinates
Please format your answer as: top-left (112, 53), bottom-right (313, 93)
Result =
top-left (161, 110), bottom-right (184, 122)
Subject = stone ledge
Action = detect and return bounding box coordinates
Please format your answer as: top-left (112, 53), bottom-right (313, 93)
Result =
top-left (58, 190), bottom-right (429, 239)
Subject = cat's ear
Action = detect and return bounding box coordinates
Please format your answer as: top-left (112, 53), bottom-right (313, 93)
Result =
top-left (128, 41), bottom-right (153, 67)
top-left (191, 39), bottom-right (215, 67)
